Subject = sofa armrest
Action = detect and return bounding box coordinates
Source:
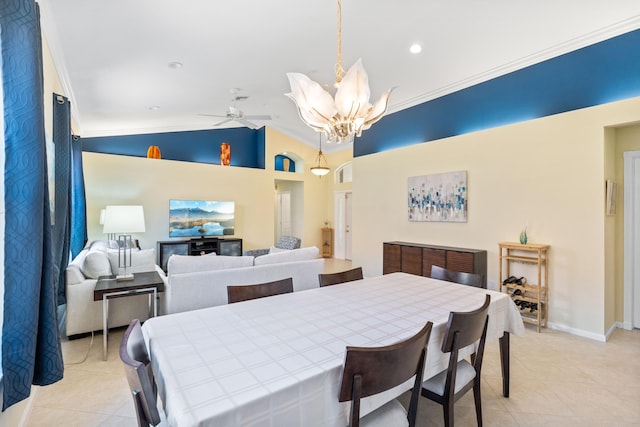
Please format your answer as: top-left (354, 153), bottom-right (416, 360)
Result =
top-left (65, 265), bottom-right (86, 286)
top-left (243, 248), bottom-right (269, 257)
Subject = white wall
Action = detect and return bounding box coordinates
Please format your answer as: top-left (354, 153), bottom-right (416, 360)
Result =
top-left (352, 96), bottom-right (640, 340)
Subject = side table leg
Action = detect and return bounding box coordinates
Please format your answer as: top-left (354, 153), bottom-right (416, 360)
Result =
top-left (103, 296), bottom-right (109, 361)
top-left (499, 331), bottom-right (510, 397)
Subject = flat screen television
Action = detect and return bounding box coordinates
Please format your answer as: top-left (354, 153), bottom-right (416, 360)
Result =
top-left (169, 199), bottom-right (235, 238)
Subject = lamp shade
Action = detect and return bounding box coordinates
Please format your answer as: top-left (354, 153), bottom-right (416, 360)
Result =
top-left (102, 205), bottom-right (146, 233)
top-left (99, 209), bottom-right (106, 225)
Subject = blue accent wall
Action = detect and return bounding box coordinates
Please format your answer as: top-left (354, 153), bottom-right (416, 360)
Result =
top-left (274, 154), bottom-right (296, 172)
top-left (82, 127), bottom-right (266, 169)
top-left (354, 28), bottom-right (640, 157)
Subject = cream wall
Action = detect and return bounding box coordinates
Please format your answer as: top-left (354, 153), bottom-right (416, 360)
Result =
top-left (83, 129), bottom-right (332, 253)
top-left (352, 96), bottom-right (640, 340)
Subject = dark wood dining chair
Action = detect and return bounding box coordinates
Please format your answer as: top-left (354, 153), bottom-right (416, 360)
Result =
top-left (227, 277), bottom-right (293, 303)
top-left (339, 321), bottom-right (433, 427)
top-left (421, 294), bottom-right (491, 427)
top-left (431, 265), bottom-right (484, 288)
top-left (120, 319), bottom-right (163, 427)
top-left (318, 267), bottom-right (364, 287)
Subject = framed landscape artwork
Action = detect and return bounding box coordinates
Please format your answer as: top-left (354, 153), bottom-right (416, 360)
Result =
top-left (408, 171), bottom-right (467, 222)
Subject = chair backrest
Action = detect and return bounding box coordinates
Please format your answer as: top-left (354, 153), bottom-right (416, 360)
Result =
top-left (120, 319), bottom-right (161, 427)
top-left (339, 322), bottom-right (433, 427)
top-left (227, 277), bottom-right (294, 303)
top-left (441, 294), bottom-right (491, 354)
top-left (276, 236), bottom-right (301, 250)
top-left (318, 267), bottom-right (363, 287)
top-left (431, 265), bottom-right (483, 288)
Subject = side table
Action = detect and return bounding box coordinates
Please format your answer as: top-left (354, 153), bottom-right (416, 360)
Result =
top-left (94, 271), bottom-right (165, 360)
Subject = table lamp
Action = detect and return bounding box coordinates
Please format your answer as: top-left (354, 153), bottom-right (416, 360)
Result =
top-left (102, 205), bottom-right (146, 281)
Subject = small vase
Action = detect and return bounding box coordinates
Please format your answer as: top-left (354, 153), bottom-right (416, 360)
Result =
top-left (519, 228), bottom-right (528, 244)
top-left (220, 142), bottom-right (231, 166)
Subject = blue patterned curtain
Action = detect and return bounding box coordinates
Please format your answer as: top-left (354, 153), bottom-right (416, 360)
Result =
top-left (70, 135), bottom-right (87, 260)
top-left (52, 94), bottom-right (72, 306)
top-left (1, 0), bottom-right (64, 409)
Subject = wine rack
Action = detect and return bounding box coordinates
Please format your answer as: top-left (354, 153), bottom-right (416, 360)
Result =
top-left (499, 242), bottom-right (550, 332)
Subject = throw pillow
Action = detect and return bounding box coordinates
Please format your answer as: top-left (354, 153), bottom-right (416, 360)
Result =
top-left (82, 251), bottom-right (112, 279)
top-left (254, 246), bottom-right (319, 266)
top-left (89, 240), bottom-right (108, 252)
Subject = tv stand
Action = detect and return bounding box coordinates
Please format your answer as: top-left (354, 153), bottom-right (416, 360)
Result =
top-left (157, 237), bottom-right (243, 272)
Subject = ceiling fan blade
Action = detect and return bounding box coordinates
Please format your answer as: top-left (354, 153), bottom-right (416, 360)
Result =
top-left (212, 118), bottom-right (233, 127)
top-left (199, 113), bottom-right (228, 118)
top-left (244, 114), bottom-right (272, 120)
top-left (235, 118), bottom-right (259, 129)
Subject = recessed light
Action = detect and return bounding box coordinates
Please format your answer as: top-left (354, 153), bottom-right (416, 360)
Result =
top-left (410, 44), bottom-right (422, 54)
top-left (168, 61), bottom-right (183, 69)
top-left (149, 105), bottom-right (160, 111)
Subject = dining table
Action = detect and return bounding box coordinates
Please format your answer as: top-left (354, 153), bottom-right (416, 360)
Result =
top-left (141, 272), bottom-right (525, 427)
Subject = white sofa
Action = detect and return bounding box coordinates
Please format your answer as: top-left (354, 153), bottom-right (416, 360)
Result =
top-left (64, 240), bottom-right (162, 336)
top-left (160, 246), bottom-right (325, 315)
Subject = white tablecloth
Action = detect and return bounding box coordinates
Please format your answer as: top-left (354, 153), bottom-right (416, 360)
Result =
top-left (142, 272), bottom-right (524, 427)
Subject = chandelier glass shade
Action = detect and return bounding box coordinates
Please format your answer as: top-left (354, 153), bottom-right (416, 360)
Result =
top-left (285, 0), bottom-right (392, 144)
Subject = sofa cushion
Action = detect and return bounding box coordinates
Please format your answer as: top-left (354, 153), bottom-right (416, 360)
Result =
top-left (167, 254), bottom-right (254, 275)
top-left (254, 246), bottom-right (319, 266)
top-left (107, 248), bottom-right (156, 275)
top-left (82, 251), bottom-right (113, 279)
top-left (269, 246), bottom-right (289, 254)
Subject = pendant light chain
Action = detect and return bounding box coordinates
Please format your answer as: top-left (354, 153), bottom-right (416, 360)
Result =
top-left (335, 0), bottom-right (345, 85)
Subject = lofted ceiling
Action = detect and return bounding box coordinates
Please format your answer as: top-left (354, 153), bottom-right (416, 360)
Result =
top-left (38, 0), bottom-right (640, 152)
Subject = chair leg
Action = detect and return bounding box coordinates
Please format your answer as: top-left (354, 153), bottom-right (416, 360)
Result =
top-left (473, 382), bottom-right (483, 427)
top-left (443, 401), bottom-right (454, 427)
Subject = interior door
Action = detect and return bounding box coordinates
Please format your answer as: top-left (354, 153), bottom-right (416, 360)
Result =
top-left (345, 192), bottom-right (353, 260)
top-left (633, 156), bottom-right (640, 328)
top-left (276, 191), bottom-right (291, 240)
top-left (624, 150), bottom-right (640, 330)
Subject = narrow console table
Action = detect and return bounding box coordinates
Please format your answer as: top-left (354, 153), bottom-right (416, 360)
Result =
top-left (383, 241), bottom-right (488, 287)
top-left (157, 237), bottom-right (243, 272)
top-left (94, 271), bottom-right (164, 360)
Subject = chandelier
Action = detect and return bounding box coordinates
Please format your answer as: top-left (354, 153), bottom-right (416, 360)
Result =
top-left (310, 134), bottom-right (330, 176)
top-left (285, 0), bottom-right (393, 144)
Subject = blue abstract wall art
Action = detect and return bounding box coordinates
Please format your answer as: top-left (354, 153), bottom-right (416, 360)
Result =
top-left (408, 171), bottom-right (467, 222)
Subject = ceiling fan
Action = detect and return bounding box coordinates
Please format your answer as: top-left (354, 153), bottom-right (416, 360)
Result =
top-left (200, 96), bottom-right (272, 130)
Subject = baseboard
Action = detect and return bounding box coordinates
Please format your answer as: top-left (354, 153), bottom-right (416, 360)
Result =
top-left (547, 321), bottom-right (607, 342)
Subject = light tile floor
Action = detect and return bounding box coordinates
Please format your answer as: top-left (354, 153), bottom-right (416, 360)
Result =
top-left (26, 260), bottom-right (640, 426)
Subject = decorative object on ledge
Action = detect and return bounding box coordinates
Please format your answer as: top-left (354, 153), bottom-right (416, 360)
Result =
top-left (519, 227), bottom-right (528, 244)
top-left (311, 134), bottom-right (330, 177)
top-left (408, 171), bottom-right (467, 222)
top-left (220, 142), bottom-right (231, 166)
top-left (285, 0), bottom-right (392, 144)
top-left (146, 145), bottom-right (161, 159)
top-left (102, 205), bottom-right (146, 281)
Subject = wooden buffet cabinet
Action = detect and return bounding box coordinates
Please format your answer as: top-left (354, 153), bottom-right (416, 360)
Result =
top-left (383, 241), bottom-right (488, 288)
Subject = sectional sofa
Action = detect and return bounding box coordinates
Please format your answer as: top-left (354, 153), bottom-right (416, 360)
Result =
top-left (159, 246), bottom-right (324, 314)
top-left (64, 240), bottom-right (161, 336)
top-left (65, 242), bottom-right (325, 336)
